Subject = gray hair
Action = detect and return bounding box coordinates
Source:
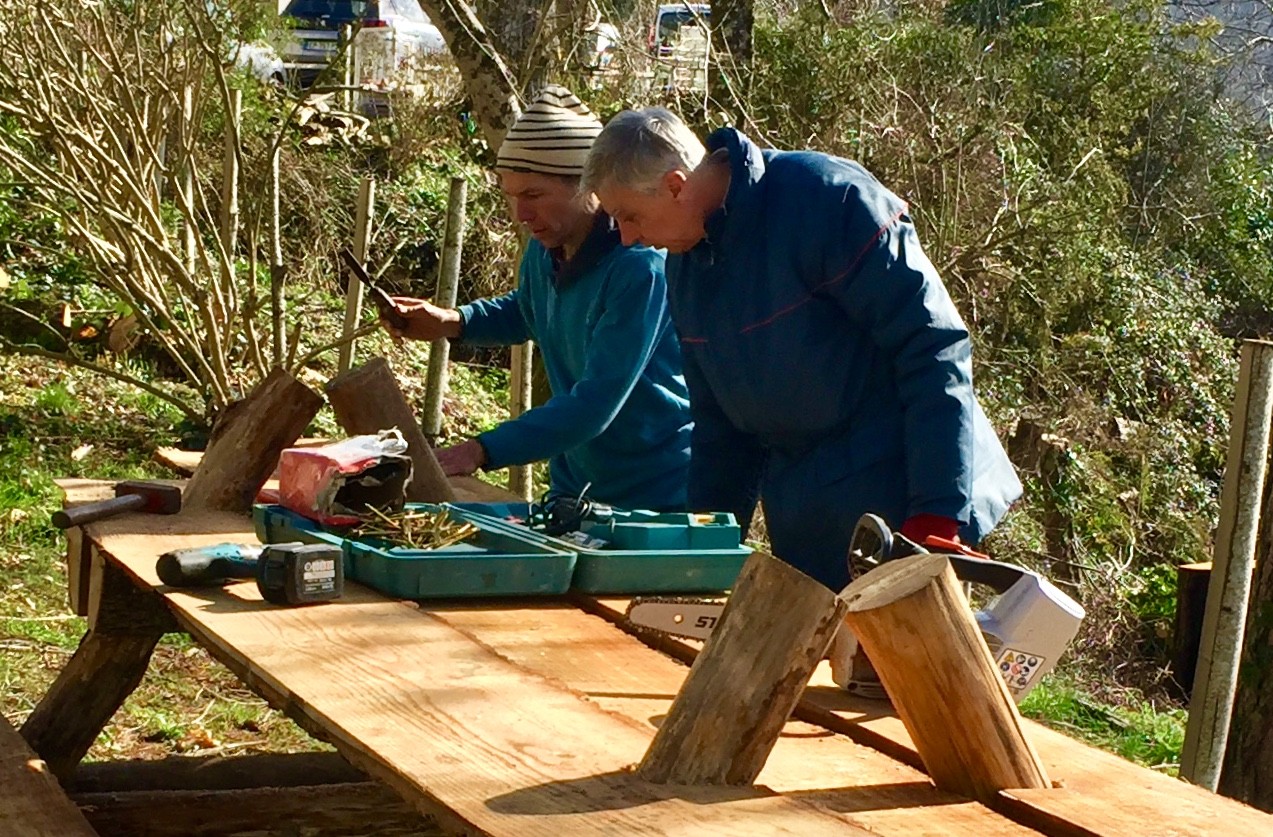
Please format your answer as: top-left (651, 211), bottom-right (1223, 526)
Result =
top-left (582, 108), bottom-right (707, 194)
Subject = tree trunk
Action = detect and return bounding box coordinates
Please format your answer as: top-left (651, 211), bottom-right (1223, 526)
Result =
top-left (325, 357), bottom-right (456, 504)
top-left (418, 0), bottom-right (522, 148)
top-left (481, 0), bottom-right (553, 85)
top-left (638, 552), bottom-right (847, 784)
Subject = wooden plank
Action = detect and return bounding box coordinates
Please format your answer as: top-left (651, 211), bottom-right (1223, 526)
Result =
top-left (580, 598), bottom-right (1273, 837)
top-left (72, 782), bottom-right (438, 837)
top-left (66, 751), bottom-right (367, 793)
top-left (60, 491), bottom-right (872, 836)
top-left (426, 600), bottom-right (1042, 836)
top-left (0, 715), bottom-right (97, 836)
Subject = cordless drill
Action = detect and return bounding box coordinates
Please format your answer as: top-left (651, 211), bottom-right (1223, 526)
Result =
top-left (157, 542), bottom-right (344, 605)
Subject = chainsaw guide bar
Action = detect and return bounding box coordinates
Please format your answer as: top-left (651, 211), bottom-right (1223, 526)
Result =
top-left (623, 596), bottom-right (728, 641)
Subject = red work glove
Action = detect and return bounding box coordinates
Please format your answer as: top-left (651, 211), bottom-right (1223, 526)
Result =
top-left (899, 514), bottom-right (960, 546)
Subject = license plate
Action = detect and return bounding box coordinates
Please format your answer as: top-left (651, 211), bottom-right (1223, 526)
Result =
top-left (302, 39), bottom-right (336, 54)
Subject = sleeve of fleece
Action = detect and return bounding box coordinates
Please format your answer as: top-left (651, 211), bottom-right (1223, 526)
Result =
top-left (456, 282), bottom-right (532, 347)
top-left (683, 348), bottom-right (767, 534)
top-left (822, 207), bottom-right (974, 524)
top-left (476, 254), bottom-right (665, 469)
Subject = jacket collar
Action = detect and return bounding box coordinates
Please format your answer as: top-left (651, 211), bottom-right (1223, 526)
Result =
top-left (550, 211), bottom-right (620, 288)
top-left (698, 127), bottom-right (766, 257)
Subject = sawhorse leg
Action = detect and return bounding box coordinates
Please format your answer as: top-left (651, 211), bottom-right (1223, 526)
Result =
top-left (22, 542), bottom-right (176, 780)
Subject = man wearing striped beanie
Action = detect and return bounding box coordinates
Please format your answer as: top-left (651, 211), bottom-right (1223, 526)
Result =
top-left (381, 86), bottom-right (693, 512)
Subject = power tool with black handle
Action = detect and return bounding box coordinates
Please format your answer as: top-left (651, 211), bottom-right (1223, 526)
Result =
top-left (157, 542), bottom-right (344, 605)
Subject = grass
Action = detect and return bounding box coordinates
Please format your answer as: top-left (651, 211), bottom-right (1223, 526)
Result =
top-left (0, 355), bottom-right (321, 761)
top-left (1021, 675), bottom-right (1186, 774)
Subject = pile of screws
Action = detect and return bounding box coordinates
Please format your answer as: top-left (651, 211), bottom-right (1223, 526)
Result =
top-left (353, 506), bottom-right (479, 550)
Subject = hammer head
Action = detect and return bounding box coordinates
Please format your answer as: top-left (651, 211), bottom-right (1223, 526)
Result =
top-left (114, 480), bottom-right (182, 515)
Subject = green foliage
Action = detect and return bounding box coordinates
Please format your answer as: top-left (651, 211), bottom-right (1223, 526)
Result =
top-left (745, 0), bottom-right (1270, 699)
top-left (1021, 676), bottom-right (1186, 771)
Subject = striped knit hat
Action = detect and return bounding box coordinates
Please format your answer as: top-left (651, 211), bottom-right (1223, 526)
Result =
top-left (494, 86), bottom-right (603, 178)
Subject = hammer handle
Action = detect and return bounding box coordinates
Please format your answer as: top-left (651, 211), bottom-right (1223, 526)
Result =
top-left (53, 494), bottom-right (146, 529)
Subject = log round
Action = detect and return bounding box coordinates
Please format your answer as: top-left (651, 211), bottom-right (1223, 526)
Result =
top-left (840, 553), bottom-right (1051, 802)
top-left (183, 368), bottom-right (323, 513)
top-left (638, 552), bottom-right (849, 785)
top-left (325, 357), bottom-right (455, 503)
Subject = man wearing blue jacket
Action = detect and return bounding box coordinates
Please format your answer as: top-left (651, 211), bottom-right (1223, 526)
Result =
top-left (382, 88), bottom-right (692, 511)
top-left (582, 108), bottom-right (1022, 590)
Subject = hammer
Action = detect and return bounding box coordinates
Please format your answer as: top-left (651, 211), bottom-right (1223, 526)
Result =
top-left (53, 480), bottom-right (182, 529)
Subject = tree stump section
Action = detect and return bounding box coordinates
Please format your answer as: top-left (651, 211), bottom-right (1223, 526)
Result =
top-left (325, 357), bottom-right (455, 503)
top-left (637, 551), bottom-right (848, 785)
top-left (183, 367), bottom-right (323, 513)
top-left (1172, 562), bottom-right (1211, 699)
top-left (840, 553), bottom-right (1050, 802)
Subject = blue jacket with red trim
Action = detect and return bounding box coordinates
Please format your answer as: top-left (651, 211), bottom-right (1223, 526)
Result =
top-left (667, 128), bottom-right (1021, 589)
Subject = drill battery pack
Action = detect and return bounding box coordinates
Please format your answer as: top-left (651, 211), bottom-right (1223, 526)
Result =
top-left (257, 543), bottom-right (344, 605)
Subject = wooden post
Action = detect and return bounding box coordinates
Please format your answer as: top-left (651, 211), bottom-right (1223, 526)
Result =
top-left (342, 24), bottom-right (355, 113)
top-left (839, 553), bottom-right (1051, 802)
top-left (1172, 562), bottom-right (1211, 699)
top-left (1182, 339), bottom-right (1273, 790)
top-left (180, 85), bottom-right (196, 274)
top-left (219, 89), bottom-right (241, 278)
top-left (183, 368), bottom-right (324, 513)
top-left (422, 176), bottom-right (467, 439)
top-left (508, 345), bottom-right (534, 499)
top-left (638, 552), bottom-right (847, 784)
top-left (338, 176), bottom-right (376, 373)
top-left (326, 357), bottom-right (456, 503)
top-left (269, 139), bottom-right (286, 367)
top-left (1221, 412), bottom-right (1273, 805)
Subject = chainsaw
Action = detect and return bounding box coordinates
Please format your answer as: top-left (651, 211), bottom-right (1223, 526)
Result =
top-left (624, 514), bottom-right (1085, 703)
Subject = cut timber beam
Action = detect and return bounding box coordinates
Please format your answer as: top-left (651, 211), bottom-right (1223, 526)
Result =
top-left (840, 553), bottom-right (1050, 802)
top-left (183, 367), bottom-right (323, 512)
top-left (325, 356), bottom-right (455, 503)
top-left (638, 551), bottom-right (848, 784)
top-left (72, 782), bottom-right (438, 837)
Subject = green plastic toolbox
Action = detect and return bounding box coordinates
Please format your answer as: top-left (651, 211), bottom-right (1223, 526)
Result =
top-left (252, 503), bottom-right (577, 599)
top-left (449, 502), bottom-right (752, 594)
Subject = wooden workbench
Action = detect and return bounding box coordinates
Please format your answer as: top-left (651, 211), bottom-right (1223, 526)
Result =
top-left (32, 475), bottom-right (1273, 836)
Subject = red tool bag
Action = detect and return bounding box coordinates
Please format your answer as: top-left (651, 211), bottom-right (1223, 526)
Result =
top-left (277, 431), bottom-right (414, 526)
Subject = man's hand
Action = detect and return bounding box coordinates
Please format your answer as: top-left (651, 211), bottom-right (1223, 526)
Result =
top-left (434, 439), bottom-right (487, 476)
top-left (381, 296), bottom-right (463, 342)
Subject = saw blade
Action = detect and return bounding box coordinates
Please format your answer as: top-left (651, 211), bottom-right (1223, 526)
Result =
top-left (624, 596), bottom-right (728, 641)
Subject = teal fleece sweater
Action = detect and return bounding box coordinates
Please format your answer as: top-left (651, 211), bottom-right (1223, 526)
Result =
top-left (457, 219), bottom-right (692, 511)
